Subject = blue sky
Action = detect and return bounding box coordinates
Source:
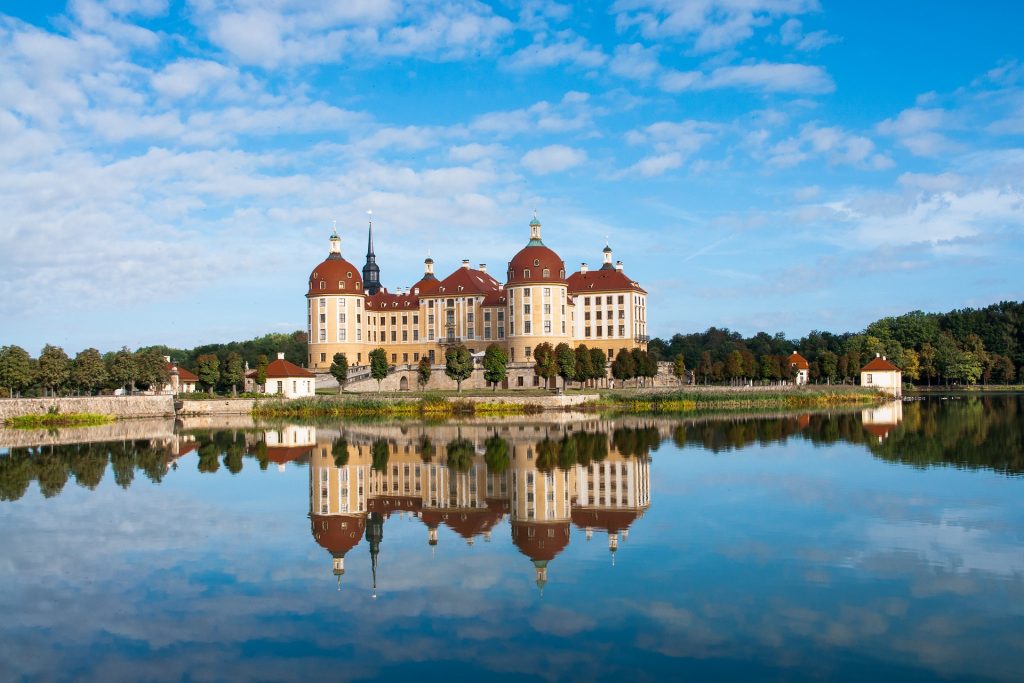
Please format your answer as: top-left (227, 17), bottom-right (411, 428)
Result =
top-left (1, 0), bottom-right (1022, 354)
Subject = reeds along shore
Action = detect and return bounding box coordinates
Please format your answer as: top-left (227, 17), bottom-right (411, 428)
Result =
top-left (249, 388), bottom-right (884, 419)
top-left (4, 412), bottom-right (116, 429)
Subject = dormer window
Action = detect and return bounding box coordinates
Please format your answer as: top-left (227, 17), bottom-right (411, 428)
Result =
top-left (320, 281), bottom-right (325, 290)
top-left (559, 270), bottom-right (565, 278)
top-left (524, 269), bottom-right (531, 278)
top-left (458, 286), bottom-right (464, 292)
top-left (347, 272), bottom-right (353, 278)
top-left (533, 259), bottom-right (540, 267)
top-left (542, 268), bottom-right (549, 278)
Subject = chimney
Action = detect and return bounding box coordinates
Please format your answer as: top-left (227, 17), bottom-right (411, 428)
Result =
top-left (277, 352), bottom-right (285, 360)
top-left (498, 283), bottom-right (504, 291)
top-left (615, 260), bottom-right (624, 272)
top-left (581, 263), bottom-right (588, 274)
top-left (479, 263), bottom-right (487, 273)
top-left (462, 259), bottom-right (470, 269)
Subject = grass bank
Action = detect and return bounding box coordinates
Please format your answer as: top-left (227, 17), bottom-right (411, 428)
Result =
top-left (591, 388), bottom-right (885, 414)
top-left (4, 412), bottom-right (116, 429)
top-left (252, 394), bottom-right (545, 419)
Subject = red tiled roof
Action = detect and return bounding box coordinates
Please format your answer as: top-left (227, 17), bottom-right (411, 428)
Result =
top-left (570, 508), bottom-right (644, 533)
top-left (788, 352), bottom-right (810, 370)
top-left (481, 288), bottom-right (508, 307)
top-left (167, 362), bottom-right (198, 381)
top-left (861, 356), bottom-right (901, 372)
top-left (510, 520), bottom-right (570, 562)
top-left (365, 289), bottom-right (419, 309)
top-left (266, 446), bottom-right (312, 463)
top-left (310, 514), bottom-right (366, 556)
top-left (264, 358), bottom-right (315, 378)
top-left (863, 424), bottom-right (895, 439)
top-left (437, 266), bottom-right (500, 296)
top-left (443, 506), bottom-right (504, 540)
top-left (506, 245), bottom-right (566, 285)
top-left (411, 276), bottom-right (441, 296)
top-left (566, 268), bottom-right (645, 295)
top-left (308, 255), bottom-right (363, 296)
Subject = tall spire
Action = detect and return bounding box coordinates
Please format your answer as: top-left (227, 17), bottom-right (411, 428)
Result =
top-left (362, 210), bottom-right (382, 294)
top-left (366, 512), bottom-right (384, 599)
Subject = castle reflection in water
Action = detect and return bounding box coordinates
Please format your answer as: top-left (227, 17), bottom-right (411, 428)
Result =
top-left (284, 420), bottom-right (653, 592)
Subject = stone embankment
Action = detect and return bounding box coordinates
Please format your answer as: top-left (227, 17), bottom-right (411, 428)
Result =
top-left (0, 417), bottom-right (175, 449)
top-left (175, 399), bottom-right (258, 416)
top-left (0, 395), bottom-right (174, 421)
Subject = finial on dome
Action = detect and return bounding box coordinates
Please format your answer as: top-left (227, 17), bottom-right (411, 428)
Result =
top-left (528, 211), bottom-right (543, 244)
top-left (328, 223), bottom-right (341, 258)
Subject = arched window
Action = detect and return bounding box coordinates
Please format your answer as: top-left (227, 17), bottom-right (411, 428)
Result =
top-left (524, 269), bottom-right (531, 278)
top-left (319, 281), bottom-right (325, 290)
top-left (559, 269), bottom-right (565, 279)
top-left (542, 268), bottom-right (549, 278)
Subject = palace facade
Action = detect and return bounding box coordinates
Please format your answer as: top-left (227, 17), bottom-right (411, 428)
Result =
top-left (305, 215), bottom-right (649, 371)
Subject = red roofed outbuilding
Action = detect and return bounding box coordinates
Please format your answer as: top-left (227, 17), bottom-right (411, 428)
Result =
top-left (245, 352), bottom-right (315, 398)
top-left (860, 354), bottom-right (902, 397)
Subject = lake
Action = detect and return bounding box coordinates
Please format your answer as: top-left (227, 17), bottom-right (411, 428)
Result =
top-left (1, 395), bottom-right (1022, 682)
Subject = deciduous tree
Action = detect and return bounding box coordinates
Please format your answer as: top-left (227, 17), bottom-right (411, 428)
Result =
top-left (0, 345), bottom-right (34, 397)
top-left (574, 344), bottom-right (594, 388)
top-left (196, 354), bottom-right (221, 395)
top-left (107, 347), bottom-right (137, 394)
top-left (672, 354), bottom-right (686, 385)
top-left (555, 343), bottom-right (575, 390)
top-left (71, 348), bottom-right (107, 395)
top-left (224, 352), bottom-right (245, 396)
top-left (444, 344), bottom-right (473, 392)
top-left (369, 348), bottom-right (389, 391)
top-left (330, 353), bottom-right (348, 394)
top-left (417, 356), bottom-right (432, 389)
top-left (482, 344), bottom-right (508, 390)
top-left (37, 345), bottom-right (70, 396)
top-left (533, 343), bottom-right (557, 388)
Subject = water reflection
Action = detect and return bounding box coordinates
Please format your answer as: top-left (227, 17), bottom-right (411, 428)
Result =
top-left (309, 422), bottom-right (652, 592)
top-left (3, 395), bottom-right (1023, 506)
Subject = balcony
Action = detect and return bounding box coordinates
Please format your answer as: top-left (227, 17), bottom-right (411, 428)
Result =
top-left (437, 336), bottom-right (464, 346)
top-left (634, 335), bottom-right (650, 343)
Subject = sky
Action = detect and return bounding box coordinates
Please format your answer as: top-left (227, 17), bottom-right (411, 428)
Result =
top-left (1, 0), bottom-right (1022, 354)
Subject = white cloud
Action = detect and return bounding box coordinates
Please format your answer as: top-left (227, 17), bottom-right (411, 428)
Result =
top-left (449, 143), bottom-right (507, 163)
top-left (625, 152), bottom-right (683, 177)
top-left (609, 42), bottom-right (661, 81)
top-left (779, 18), bottom-right (839, 51)
top-left (793, 185), bottom-right (820, 201)
top-left (703, 62), bottom-right (834, 94)
top-left (520, 144), bottom-right (586, 174)
top-left (877, 107), bottom-right (954, 156)
top-left (503, 32), bottom-right (607, 71)
top-left (612, 0), bottom-right (819, 52)
top-left (769, 123), bottom-right (892, 169)
top-left (150, 59), bottom-right (242, 100)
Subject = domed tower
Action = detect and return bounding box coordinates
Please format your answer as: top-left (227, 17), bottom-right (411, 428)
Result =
top-left (307, 226), bottom-right (367, 371)
top-left (504, 213), bottom-right (571, 366)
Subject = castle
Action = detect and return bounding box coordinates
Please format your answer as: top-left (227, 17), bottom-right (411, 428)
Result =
top-left (305, 215), bottom-right (649, 373)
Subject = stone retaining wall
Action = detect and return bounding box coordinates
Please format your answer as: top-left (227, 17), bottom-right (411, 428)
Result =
top-left (0, 418), bottom-right (175, 449)
top-left (0, 395), bottom-right (175, 421)
top-left (176, 399), bottom-right (259, 416)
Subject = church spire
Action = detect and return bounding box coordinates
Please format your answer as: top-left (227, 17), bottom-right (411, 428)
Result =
top-left (362, 211), bottom-right (382, 294)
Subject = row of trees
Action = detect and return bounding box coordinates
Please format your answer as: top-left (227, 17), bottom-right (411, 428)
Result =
top-left (0, 345), bottom-right (173, 397)
top-left (651, 301), bottom-right (1023, 386)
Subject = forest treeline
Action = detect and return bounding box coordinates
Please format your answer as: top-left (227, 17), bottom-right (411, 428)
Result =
top-left (651, 301), bottom-right (1022, 385)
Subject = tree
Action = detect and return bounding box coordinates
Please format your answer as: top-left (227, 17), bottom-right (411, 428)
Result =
top-left (589, 348), bottom-right (607, 386)
top-left (417, 356), bottom-right (432, 389)
top-left (901, 349), bottom-right (921, 383)
top-left (445, 344), bottom-right (474, 392)
top-left (37, 344), bottom-right (70, 396)
top-left (574, 344), bottom-right (594, 388)
top-left (611, 348), bottom-right (635, 386)
top-left (482, 344), bottom-right (508, 390)
top-left (135, 348), bottom-right (170, 391)
top-left (725, 350), bottom-right (744, 383)
top-left (369, 348), bottom-right (389, 391)
top-left (196, 354), bottom-right (221, 395)
top-left (533, 343), bottom-right (557, 389)
top-left (484, 434), bottom-right (510, 473)
top-left (993, 355), bottom-right (1016, 384)
top-left (223, 351), bottom-right (245, 396)
top-left (71, 348), bottom-right (107, 395)
top-left (672, 354), bottom-right (686, 385)
top-left (446, 437), bottom-right (474, 472)
top-left (697, 351), bottom-right (713, 384)
top-left (819, 351), bottom-right (838, 384)
top-left (760, 355), bottom-right (780, 382)
top-left (630, 348), bottom-right (646, 387)
top-left (0, 345), bottom-right (34, 397)
top-left (919, 342), bottom-right (937, 386)
top-left (107, 347), bottom-right (137, 394)
top-left (949, 350), bottom-right (983, 385)
top-left (371, 439), bottom-right (389, 472)
top-left (741, 349), bottom-right (757, 379)
top-left (555, 343), bottom-right (575, 390)
top-left (330, 353), bottom-right (349, 394)
top-left (332, 438), bottom-right (349, 467)
top-left (256, 354), bottom-right (268, 391)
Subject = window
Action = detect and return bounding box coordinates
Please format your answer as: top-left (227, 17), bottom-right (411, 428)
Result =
top-left (356, 299), bottom-right (361, 308)
top-left (542, 268), bottom-right (549, 278)
top-left (357, 329), bottom-right (362, 341)
top-left (524, 304), bottom-right (531, 315)
top-left (510, 322), bottom-right (514, 335)
top-left (319, 329), bottom-right (326, 342)
top-left (534, 259), bottom-right (540, 267)
top-left (339, 312), bottom-right (346, 324)
top-left (392, 354), bottom-right (397, 362)
top-left (606, 296), bottom-right (613, 304)
top-left (618, 295), bottom-right (624, 304)
top-left (391, 316), bottom-right (396, 325)
top-left (523, 269), bottom-right (530, 278)
top-left (544, 321), bottom-right (551, 333)
top-left (585, 328), bottom-right (591, 337)
top-left (498, 327), bottom-right (505, 339)
top-left (585, 312), bottom-right (591, 320)
top-left (619, 325), bottom-right (625, 336)
top-left (619, 310), bottom-right (625, 319)
top-left (484, 310), bottom-right (491, 322)
top-left (320, 353), bottom-right (326, 362)
top-left (544, 304), bottom-right (551, 314)
top-left (484, 328), bottom-right (491, 340)
top-left (525, 346), bottom-right (532, 357)
top-left (524, 321), bottom-right (532, 333)
top-left (524, 288), bottom-right (531, 296)
top-left (428, 330), bottom-right (435, 340)
top-left (517, 376), bottom-right (524, 386)
top-left (347, 272), bottom-right (353, 278)
top-left (467, 312), bottom-right (474, 322)
top-left (607, 326), bottom-right (613, 337)
top-left (497, 311), bottom-right (504, 321)
top-left (428, 314), bottom-right (434, 324)
top-left (584, 297), bottom-right (590, 305)
top-left (339, 328), bottom-right (347, 341)
top-left (866, 373), bottom-right (873, 384)
top-left (543, 288), bottom-right (551, 297)
top-left (413, 330), bottom-right (419, 341)
top-left (467, 330), bottom-right (474, 339)
top-left (413, 315), bottom-right (419, 324)
top-left (596, 310), bottom-right (602, 320)
top-left (403, 353), bottom-right (408, 362)
top-left (402, 315), bottom-right (407, 324)
top-left (402, 331), bottom-right (408, 341)
top-left (391, 331), bottom-right (396, 341)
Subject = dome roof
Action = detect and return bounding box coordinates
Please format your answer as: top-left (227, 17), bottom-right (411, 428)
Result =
top-left (511, 520), bottom-right (571, 562)
top-left (308, 255), bottom-right (363, 296)
top-left (507, 245), bottom-right (566, 285)
top-left (310, 514), bottom-right (366, 557)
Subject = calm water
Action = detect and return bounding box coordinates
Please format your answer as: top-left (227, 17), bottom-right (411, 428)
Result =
top-left (1, 396), bottom-right (1023, 682)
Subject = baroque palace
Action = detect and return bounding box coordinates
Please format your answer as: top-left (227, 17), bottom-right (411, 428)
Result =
top-left (305, 215), bottom-right (649, 372)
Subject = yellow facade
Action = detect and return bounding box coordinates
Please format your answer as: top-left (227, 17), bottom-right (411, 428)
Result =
top-left (305, 217), bottom-right (648, 373)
